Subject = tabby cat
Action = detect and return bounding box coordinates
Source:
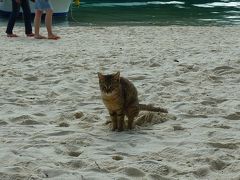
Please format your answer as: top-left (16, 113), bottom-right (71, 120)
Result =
top-left (98, 72), bottom-right (168, 131)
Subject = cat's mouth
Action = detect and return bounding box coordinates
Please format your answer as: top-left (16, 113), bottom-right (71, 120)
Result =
top-left (102, 90), bottom-right (116, 96)
top-left (103, 92), bottom-right (114, 96)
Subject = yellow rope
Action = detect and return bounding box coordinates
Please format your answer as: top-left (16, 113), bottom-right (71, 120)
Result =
top-left (74, 0), bottom-right (80, 6)
top-left (70, 0), bottom-right (80, 23)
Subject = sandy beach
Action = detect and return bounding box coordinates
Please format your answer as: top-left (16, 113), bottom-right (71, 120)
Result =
top-left (0, 25), bottom-right (240, 180)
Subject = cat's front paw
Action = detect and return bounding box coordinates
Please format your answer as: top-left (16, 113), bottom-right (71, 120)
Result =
top-left (117, 127), bottom-right (124, 132)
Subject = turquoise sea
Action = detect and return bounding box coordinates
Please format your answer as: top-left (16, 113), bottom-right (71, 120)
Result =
top-left (67, 0), bottom-right (240, 25)
top-left (0, 0), bottom-right (240, 26)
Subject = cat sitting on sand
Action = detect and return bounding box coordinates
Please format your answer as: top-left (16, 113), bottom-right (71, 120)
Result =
top-left (98, 72), bottom-right (168, 131)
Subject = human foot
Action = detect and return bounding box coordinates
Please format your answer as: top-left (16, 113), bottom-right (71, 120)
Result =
top-left (34, 34), bottom-right (47, 39)
top-left (48, 34), bottom-right (60, 40)
top-left (26, 33), bottom-right (35, 37)
top-left (7, 33), bottom-right (18, 37)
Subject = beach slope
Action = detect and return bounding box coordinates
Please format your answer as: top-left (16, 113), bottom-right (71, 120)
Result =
top-left (0, 26), bottom-right (240, 179)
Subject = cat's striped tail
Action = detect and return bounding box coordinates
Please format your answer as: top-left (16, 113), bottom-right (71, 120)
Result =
top-left (139, 104), bottom-right (168, 113)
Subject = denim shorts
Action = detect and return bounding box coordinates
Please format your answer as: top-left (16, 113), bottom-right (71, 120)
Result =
top-left (35, 0), bottom-right (52, 11)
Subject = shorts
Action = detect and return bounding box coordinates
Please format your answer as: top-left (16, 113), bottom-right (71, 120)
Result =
top-left (35, 0), bottom-right (52, 11)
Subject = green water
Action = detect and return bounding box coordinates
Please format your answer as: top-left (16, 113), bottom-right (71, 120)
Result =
top-left (66, 0), bottom-right (240, 25)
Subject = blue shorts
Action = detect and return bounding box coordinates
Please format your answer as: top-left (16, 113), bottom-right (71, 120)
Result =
top-left (35, 0), bottom-right (52, 11)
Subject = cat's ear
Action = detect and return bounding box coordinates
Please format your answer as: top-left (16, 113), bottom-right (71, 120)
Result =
top-left (114, 71), bottom-right (120, 81)
top-left (98, 72), bottom-right (104, 81)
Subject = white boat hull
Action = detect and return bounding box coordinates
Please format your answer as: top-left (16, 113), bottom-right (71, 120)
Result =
top-left (0, 0), bottom-right (72, 16)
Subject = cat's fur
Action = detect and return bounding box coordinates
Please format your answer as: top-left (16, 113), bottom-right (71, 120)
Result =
top-left (98, 72), bottom-right (168, 131)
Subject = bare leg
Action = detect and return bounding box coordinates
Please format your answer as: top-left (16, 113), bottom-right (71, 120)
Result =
top-left (34, 10), bottom-right (46, 39)
top-left (45, 9), bottom-right (60, 40)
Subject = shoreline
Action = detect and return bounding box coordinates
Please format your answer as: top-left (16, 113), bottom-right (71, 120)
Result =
top-left (1, 16), bottom-right (240, 27)
top-left (0, 26), bottom-right (240, 179)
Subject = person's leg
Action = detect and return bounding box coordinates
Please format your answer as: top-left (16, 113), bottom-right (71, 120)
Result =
top-left (21, 0), bottom-right (34, 36)
top-left (6, 0), bottom-right (20, 37)
top-left (45, 9), bottom-right (60, 39)
top-left (34, 10), bottom-right (46, 39)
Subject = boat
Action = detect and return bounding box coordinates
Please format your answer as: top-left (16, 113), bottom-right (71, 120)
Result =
top-left (0, 0), bottom-right (72, 17)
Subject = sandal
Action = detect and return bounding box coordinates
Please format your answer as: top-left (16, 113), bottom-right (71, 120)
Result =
top-left (26, 33), bottom-right (35, 37)
top-left (7, 33), bottom-right (18, 37)
top-left (48, 34), bottom-right (60, 40)
top-left (34, 35), bottom-right (47, 39)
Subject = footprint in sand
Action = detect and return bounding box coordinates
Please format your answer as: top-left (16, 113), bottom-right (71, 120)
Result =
top-left (139, 161), bottom-right (172, 176)
top-left (181, 113), bottom-right (208, 119)
top-left (20, 119), bottom-right (43, 125)
top-left (32, 112), bottom-right (46, 117)
top-left (47, 130), bottom-right (75, 136)
top-left (173, 124), bottom-right (185, 131)
top-left (147, 174), bottom-right (171, 180)
top-left (14, 90), bottom-right (27, 94)
top-left (58, 122), bottom-right (70, 127)
top-left (207, 158), bottom-right (228, 171)
top-left (23, 75), bottom-right (38, 81)
top-left (212, 124), bottom-right (231, 129)
top-left (0, 120), bottom-right (8, 125)
top-left (201, 97), bottom-right (227, 106)
top-left (213, 66), bottom-right (238, 76)
top-left (0, 171), bottom-right (28, 180)
top-left (6, 70), bottom-right (21, 77)
top-left (174, 79), bottom-right (190, 85)
top-left (63, 160), bottom-right (87, 169)
top-left (68, 151), bottom-right (82, 157)
top-left (224, 112), bottom-right (240, 120)
top-left (207, 74), bottom-right (223, 83)
top-left (112, 155), bottom-right (124, 161)
top-left (177, 64), bottom-right (199, 73)
top-left (37, 168), bottom-right (66, 178)
top-left (207, 142), bottom-right (238, 149)
top-left (124, 167), bottom-right (145, 177)
top-left (10, 115), bottom-right (43, 125)
top-left (193, 166), bottom-right (209, 177)
top-left (149, 62), bottom-right (161, 67)
top-left (74, 112), bottom-right (84, 119)
top-left (22, 57), bottom-right (32, 62)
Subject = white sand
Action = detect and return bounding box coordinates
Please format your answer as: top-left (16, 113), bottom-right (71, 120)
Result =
top-left (0, 25), bottom-right (240, 180)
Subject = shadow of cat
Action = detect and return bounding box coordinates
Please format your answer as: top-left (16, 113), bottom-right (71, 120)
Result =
top-left (105, 112), bottom-right (176, 130)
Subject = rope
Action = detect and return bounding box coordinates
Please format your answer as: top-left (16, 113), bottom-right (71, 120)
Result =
top-left (69, 0), bottom-right (80, 23)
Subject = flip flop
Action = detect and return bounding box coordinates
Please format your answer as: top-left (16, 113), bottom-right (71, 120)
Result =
top-left (34, 35), bottom-right (47, 39)
top-left (7, 34), bottom-right (18, 37)
top-left (26, 33), bottom-right (35, 37)
top-left (48, 35), bottom-right (60, 40)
